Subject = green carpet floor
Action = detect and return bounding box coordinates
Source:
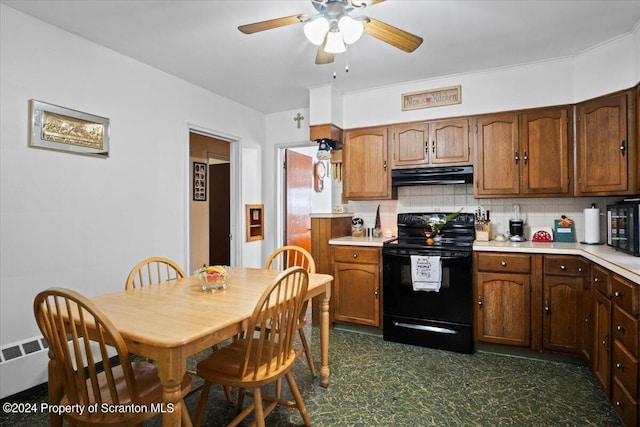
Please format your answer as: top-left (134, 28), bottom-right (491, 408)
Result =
top-left (0, 325), bottom-right (622, 426)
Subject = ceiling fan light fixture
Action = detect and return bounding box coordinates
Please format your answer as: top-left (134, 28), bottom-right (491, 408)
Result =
top-left (338, 15), bottom-right (364, 44)
top-left (324, 30), bottom-right (346, 54)
top-left (304, 17), bottom-right (329, 45)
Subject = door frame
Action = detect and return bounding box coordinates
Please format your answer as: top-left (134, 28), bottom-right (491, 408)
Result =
top-left (275, 142), bottom-right (318, 250)
top-left (186, 124), bottom-right (241, 270)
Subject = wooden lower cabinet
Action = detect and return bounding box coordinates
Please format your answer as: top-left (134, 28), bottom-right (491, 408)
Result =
top-left (593, 283), bottom-right (612, 397)
top-left (310, 215), bottom-right (353, 325)
top-left (475, 252), bottom-right (532, 346)
top-left (610, 274), bottom-right (639, 427)
top-left (332, 246), bottom-right (381, 327)
top-left (541, 255), bottom-right (588, 354)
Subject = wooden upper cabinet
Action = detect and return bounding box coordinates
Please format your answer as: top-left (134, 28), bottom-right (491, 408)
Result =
top-left (474, 107), bottom-right (572, 198)
top-left (390, 122), bottom-right (428, 168)
top-left (390, 118), bottom-right (470, 169)
top-left (520, 107), bottom-right (571, 195)
top-left (473, 113), bottom-right (520, 197)
top-left (343, 126), bottom-right (394, 200)
top-left (576, 92), bottom-right (629, 195)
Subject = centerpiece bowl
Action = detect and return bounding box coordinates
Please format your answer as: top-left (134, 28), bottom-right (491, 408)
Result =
top-left (197, 265), bottom-right (232, 292)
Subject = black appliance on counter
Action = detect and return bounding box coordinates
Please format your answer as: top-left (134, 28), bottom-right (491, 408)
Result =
top-left (382, 212), bottom-right (475, 353)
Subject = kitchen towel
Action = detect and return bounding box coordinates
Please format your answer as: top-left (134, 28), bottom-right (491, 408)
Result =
top-left (583, 206), bottom-right (601, 244)
top-left (410, 255), bottom-right (442, 292)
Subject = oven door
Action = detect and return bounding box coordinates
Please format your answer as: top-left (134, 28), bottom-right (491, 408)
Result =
top-left (382, 247), bottom-right (473, 324)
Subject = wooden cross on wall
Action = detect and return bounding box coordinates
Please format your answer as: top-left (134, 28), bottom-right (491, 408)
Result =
top-left (293, 112), bottom-right (304, 129)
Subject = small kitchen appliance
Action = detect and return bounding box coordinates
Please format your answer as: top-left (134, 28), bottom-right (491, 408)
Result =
top-left (509, 204), bottom-right (526, 242)
top-left (607, 200), bottom-right (640, 257)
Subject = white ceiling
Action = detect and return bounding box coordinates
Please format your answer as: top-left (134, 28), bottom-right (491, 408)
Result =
top-left (3, 0), bottom-right (640, 114)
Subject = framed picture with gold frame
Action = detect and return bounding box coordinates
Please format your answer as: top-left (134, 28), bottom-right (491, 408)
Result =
top-left (28, 99), bottom-right (110, 157)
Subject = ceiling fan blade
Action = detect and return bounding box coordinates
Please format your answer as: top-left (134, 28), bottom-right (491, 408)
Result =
top-left (238, 15), bottom-right (303, 34)
top-left (363, 17), bottom-right (423, 53)
top-left (315, 35), bottom-right (335, 64)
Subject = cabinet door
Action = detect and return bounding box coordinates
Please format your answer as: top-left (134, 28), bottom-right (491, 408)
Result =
top-left (430, 118), bottom-right (471, 165)
top-left (543, 275), bottom-right (582, 353)
top-left (593, 290), bottom-right (612, 397)
top-left (476, 272), bottom-right (530, 346)
top-left (391, 122), bottom-right (428, 168)
top-left (334, 262), bottom-right (380, 327)
top-left (577, 92), bottom-right (628, 194)
top-left (581, 275), bottom-right (594, 363)
top-left (520, 107), bottom-right (571, 195)
top-left (343, 127), bottom-right (391, 199)
top-left (473, 113), bottom-right (520, 197)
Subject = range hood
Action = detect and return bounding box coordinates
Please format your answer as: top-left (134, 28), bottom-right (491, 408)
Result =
top-left (392, 166), bottom-right (474, 186)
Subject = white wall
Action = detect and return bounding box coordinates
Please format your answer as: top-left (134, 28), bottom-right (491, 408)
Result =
top-left (0, 5), bottom-right (264, 397)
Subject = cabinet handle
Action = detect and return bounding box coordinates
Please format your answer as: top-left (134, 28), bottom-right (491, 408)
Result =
top-left (594, 277), bottom-right (599, 283)
top-left (523, 151), bottom-right (528, 165)
top-left (578, 267), bottom-right (583, 273)
top-left (514, 152), bottom-right (519, 164)
top-left (614, 291), bottom-right (622, 298)
top-left (424, 141), bottom-right (429, 154)
top-left (374, 287), bottom-right (379, 298)
top-left (620, 140), bottom-right (626, 155)
top-left (603, 334), bottom-right (609, 351)
top-left (432, 141), bottom-right (435, 153)
top-left (615, 401), bottom-right (624, 408)
top-left (544, 301), bottom-right (550, 314)
top-left (616, 362), bottom-right (624, 371)
top-left (383, 160), bottom-right (387, 170)
top-left (500, 261), bottom-right (507, 267)
top-left (617, 325), bottom-right (625, 333)
top-left (560, 265), bottom-right (566, 271)
top-left (352, 253), bottom-right (358, 259)
top-left (478, 297), bottom-right (483, 308)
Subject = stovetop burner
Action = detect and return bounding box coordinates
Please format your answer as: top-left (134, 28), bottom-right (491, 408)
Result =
top-left (385, 212), bottom-right (476, 250)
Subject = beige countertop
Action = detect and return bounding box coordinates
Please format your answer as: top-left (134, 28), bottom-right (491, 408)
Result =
top-left (474, 241), bottom-right (640, 284)
top-left (329, 236), bottom-right (397, 247)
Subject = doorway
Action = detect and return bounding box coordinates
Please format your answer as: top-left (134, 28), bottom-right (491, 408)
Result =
top-left (189, 131), bottom-right (234, 273)
top-left (285, 149), bottom-right (313, 252)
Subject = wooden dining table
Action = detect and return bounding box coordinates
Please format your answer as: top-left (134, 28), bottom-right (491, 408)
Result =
top-left (78, 267), bottom-right (332, 427)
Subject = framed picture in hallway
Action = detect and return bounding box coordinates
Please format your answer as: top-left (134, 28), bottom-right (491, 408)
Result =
top-left (193, 162), bottom-right (207, 201)
top-left (28, 99), bottom-right (110, 157)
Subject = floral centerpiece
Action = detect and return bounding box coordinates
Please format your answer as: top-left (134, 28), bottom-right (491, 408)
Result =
top-left (418, 208), bottom-right (463, 242)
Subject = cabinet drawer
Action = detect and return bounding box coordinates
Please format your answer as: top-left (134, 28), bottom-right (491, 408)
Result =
top-left (613, 341), bottom-right (639, 398)
top-left (477, 253), bottom-right (530, 273)
top-left (592, 264), bottom-right (611, 297)
top-left (612, 275), bottom-right (639, 317)
top-left (333, 246), bottom-right (380, 264)
top-left (612, 377), bottom-right (638, 427)
top-left (544, 255), bottom-right (588, 276)
top-left (613, 305), bottom-right (639, 357)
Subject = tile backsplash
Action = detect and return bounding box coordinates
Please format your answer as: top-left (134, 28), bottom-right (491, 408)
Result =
top-left (343, 183), bottom-right (622, 243)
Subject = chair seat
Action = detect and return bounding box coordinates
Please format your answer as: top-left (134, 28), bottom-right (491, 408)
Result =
top-left (197, 339), bottom-right (296, 388)
top-left (61, 361), bottom-right (191, 425)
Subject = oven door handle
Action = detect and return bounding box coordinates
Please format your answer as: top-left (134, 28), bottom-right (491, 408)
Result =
top-left (392, 321), bottom-right (458, 335)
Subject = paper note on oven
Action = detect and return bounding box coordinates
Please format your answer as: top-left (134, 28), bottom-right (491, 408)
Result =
top-left (410, 255), bottom-right (442, 292)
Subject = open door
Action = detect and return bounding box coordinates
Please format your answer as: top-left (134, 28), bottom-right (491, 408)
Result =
top-left (209, 162), bottom-right (230, 265)
top-left (285, 149), bottom-right (313, 252)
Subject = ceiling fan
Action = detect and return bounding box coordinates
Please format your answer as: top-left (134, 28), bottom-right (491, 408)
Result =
top-left (238, 0), bottom-right (423, 65)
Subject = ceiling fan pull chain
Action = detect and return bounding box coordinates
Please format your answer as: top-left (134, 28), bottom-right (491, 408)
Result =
top-left (345, 46), bottom-right (349, 73)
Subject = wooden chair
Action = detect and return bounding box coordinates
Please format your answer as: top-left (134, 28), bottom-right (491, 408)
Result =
top-left (33, 287), bottom-right (192, 427)
top-left (193, 267), bottom-right (311, 427)
top-left (264, 245), bottom-right (317, 377)
top-left (125, 256), bottom-right (186, 290)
